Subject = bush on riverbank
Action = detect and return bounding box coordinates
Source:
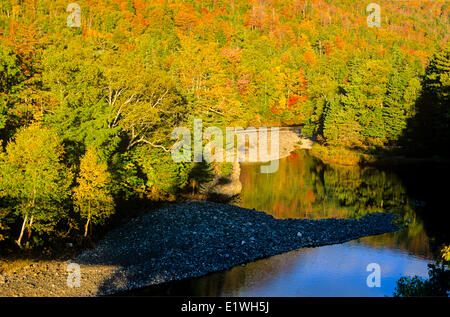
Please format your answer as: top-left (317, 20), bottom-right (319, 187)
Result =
top-left (394, 247), bottom-right (450, 297)
top-left (309, 144), bottom-right (369, 166)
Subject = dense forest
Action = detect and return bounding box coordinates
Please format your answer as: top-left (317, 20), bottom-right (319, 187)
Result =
top-left (0, 0), bottom-right (449, 250)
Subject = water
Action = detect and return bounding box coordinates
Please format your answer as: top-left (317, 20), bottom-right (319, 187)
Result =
top-left (131, 150), bottom-right (448, 297)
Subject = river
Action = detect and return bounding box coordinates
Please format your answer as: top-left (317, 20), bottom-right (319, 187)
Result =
top-left (131, 150), bottom-right (448, 296)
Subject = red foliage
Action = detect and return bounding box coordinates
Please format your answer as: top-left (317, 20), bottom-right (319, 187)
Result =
top-left (269, 105), bottom-right (282, 115)
top-left (287, 95), bottom-right (300, 109)
top-left (200, 7), bottom-right (208, 15)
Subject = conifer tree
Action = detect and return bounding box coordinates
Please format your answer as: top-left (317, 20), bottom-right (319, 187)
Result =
top-left (413, 42), bottom-right (450, 155)
top-left (383, 57), bottom-right (421, 143)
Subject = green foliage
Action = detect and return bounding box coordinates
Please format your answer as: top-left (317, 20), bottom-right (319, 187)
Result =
top-left (394, 245), bottom-right (450, 297)
top-left (323, 98), bottom-right (363, 148)
top-left (322, 58), bottom-right (391, 147)
top-left (188, 161), bottom-right (215, 194)
top-left (410, 42), bottom-right (450, 155)
top-left (109, 152), bottom-right (146, 200)
top-left (0, 123), bottom-right (72, 247)
top-left (0, 43), bottom-right (25, 139)
top-left (0, 0), bottom-right (448, 249)
top-left (218, 162), bottom-right (233, 178)
top-left (394, 264), bottom-right (450, 297)
top-left (133, 146), bottom-right (191, 197)
top-left (382, 53), bottom-right (421, 142)
top-left (41, 39), bottom-right (120, 164)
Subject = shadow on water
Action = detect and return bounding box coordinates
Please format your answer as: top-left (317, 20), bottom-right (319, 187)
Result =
top-left (109, 150), bottom-right (448, 297)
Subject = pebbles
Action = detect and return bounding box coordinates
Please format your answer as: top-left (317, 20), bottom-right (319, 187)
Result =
top-left (0, 201), bottom-right (400, 297)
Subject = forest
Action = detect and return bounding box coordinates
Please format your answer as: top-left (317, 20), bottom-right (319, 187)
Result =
top-left (0, 0), bottom-right (449, 251)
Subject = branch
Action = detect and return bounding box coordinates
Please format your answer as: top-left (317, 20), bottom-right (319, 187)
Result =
top-left (127, 136), bottom-right (171, 152)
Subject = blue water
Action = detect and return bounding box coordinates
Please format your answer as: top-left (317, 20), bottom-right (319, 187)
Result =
top-left (131, 150), bottom-right (441, 297)
top-left (216, 238), bottom-right (430, 297)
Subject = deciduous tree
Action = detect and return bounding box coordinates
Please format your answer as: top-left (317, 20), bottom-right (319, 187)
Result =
top-left (0, 123), bottom-right (71, 248)
top-left (74, 147), bottom-right (114, 237)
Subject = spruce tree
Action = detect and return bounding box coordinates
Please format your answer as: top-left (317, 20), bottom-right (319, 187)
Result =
top-left (412, 42), bottom-right (450, 155)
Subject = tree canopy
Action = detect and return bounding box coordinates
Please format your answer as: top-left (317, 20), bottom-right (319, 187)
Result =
top-left (0, 0), bottom-right (448, 248)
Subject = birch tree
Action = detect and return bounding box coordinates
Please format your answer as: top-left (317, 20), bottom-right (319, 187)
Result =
top-left (0, 123), bottom-right (71, 248)
top-left (73, 148), bottom-right (114, 237)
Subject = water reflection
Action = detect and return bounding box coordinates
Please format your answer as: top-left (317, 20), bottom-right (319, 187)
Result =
top-left (129, 150), bottom-right (447, 296)
top-left (239, 150), bottom-right (433, 258)
top-left (199, 239), bottom-right (431, 297)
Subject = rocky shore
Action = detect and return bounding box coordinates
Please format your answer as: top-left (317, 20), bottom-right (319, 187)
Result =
top-left (204, 129), bottom-right (312, 199)
top-left (0, 201), bottom-right (400, 297)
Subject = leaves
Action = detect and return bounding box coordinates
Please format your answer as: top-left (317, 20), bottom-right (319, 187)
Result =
top-left (0, 0), bottom-right (448, 247)
top-left (0, 123), bottom-right (72, 244)
top-left (73, 148), bottom-right (114, 235)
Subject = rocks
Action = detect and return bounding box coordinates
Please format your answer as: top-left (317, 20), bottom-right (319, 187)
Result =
top-left (0, 201), bottom-right (401, 297)
top-left (202, 129), bottom-right (311, 200)
top-left (203, 161), bottom-right (242, 199)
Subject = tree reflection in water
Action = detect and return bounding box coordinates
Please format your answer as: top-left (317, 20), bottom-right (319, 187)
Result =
top-left (125, 150), bottom-right (447, 296)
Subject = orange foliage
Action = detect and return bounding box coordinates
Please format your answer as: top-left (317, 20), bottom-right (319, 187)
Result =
top-left (305, 190), bottom-right (315, 203)
top-left (3, 21), bottom-right (41, 78)
top-left (243, 2), bottom-right (268, 31)
top-left (377, 45), bottom-right (386, 56)
top-left (303, 52), bottom-right (315, 65)
top-left (269, 105), bottom-right (282, 115)
top-left (133, 0), bottom-right (146, 13)
top-left (323, 41), bottom-right (333, 55)
top-left (335, 35), bottom-right (345, 50)
top-left (175, 4), bottom-right (199, 32)
top-left (82, 28), bottom-right (112, 39)
top-left (220, 47), bottom-right (242, 64)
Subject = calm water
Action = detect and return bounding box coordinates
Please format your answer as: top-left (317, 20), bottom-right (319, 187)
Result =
top-left (131, 150), bottom-right (448, 296)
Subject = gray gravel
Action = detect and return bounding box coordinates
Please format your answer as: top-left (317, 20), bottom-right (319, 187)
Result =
top-left (0, 201), bottom-right (401, 296)
top-left (75, 201), bottom-right (401, 295)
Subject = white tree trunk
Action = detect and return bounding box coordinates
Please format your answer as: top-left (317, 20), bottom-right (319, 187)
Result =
top-left (16, 214), bottom-right (28, 248)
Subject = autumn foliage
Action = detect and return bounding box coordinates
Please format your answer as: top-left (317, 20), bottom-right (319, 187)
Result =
top-left (0, 0), bottom-right (448, 248)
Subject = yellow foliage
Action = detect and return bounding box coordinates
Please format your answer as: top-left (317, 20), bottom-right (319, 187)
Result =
top-left (73, 148), bottom-right (114, 236)
top-left (310, 144), bottom-right (362, 166)
top-left (442, 246), bottom-right (450, 262)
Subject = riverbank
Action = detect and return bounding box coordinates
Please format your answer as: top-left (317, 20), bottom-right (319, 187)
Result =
top-left (309, 144), bottom-right (368, 166)
top-left (309, 143), bottom-right (450, 168)
top-left (0, 201), bottom-right (401, 297)
top-left (204, 129), bottom-right (311, 199)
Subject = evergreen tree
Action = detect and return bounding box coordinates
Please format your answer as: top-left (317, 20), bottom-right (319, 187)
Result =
top-left (383, 56), bottom-right (421, 143)
top-left (323, 98), bottom-right (363, 148)
top-left (0, 43), bottom-right (25, 142)
top-left (412, 42), bottom-right (450, 155)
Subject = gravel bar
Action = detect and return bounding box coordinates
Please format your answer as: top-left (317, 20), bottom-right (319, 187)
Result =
top-left (0, 201), bottom-right (401, 296)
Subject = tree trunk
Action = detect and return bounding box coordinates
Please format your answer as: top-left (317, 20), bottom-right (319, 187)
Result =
top-left (27, 214), bottom-right (34, 241)
top-left (84, 201), bottom-right (91, 238)
top-left (84, 216), bottom-right (90, 238)
top-left (16, 214), bottom-right (28, 248)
